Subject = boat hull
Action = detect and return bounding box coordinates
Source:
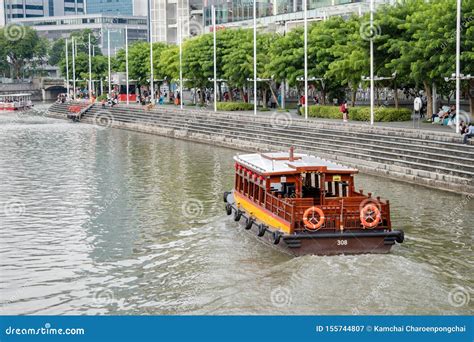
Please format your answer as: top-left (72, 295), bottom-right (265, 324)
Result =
top-left (224, 191), bottom-right (404, 256)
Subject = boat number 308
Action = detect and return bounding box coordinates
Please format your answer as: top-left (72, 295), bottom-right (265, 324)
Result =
top-left (337, 240), bottom-right (348, 246)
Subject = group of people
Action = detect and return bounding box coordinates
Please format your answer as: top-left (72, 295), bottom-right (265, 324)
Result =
top-left (431, 104), bottom-right (457, 125)
top-left (461, 121), bottom-right (474, 144)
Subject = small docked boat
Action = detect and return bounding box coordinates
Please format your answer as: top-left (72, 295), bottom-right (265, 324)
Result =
top-left (223, 148), bottom-right (404, 256)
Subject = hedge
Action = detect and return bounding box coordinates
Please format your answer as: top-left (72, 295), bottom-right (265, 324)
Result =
top-left (305, 105), bottom-right (412, 122)
top-left (216, 102), bottom-right (254, 111)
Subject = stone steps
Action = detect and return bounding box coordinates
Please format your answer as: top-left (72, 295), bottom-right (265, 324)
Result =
top-left (91, 107), bottom-right (474, 167)
top-left (90, 105), bottom-right (472, 153)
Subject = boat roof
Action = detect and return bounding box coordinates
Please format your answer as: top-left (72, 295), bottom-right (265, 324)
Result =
top-left (234, 152), bottom-right (358, 175)
top-left (0, 93), bottom-right (32, 98)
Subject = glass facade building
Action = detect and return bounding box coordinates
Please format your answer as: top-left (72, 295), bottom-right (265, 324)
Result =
top-left (203, 0), bottom-right (364, 26)
top-left (3, 0), bottom-right (84, 20)
top-left (86, 0), bottom-right (134, 16)
top-left (15, 14), bottom-right (148, 55)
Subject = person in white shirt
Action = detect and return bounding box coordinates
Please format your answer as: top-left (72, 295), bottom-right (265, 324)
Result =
top-left (463, 124), bottom-right (474, 144)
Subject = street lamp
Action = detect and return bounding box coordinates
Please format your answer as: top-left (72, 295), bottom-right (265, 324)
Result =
top-left (361, 72), bottom-right (397, 108)
top-left (212, 5), bottom-right (217, 112)
top-left (253, 0), bottom-right (257, 115)
top-left (303, 0), bottom-right (308, 120)
top-left (455, 0), bottom-right (462, 133)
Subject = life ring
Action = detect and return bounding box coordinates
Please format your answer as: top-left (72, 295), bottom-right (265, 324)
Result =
top-left (233, 210), bottom-right (242, 222)
top-left (223, 191), bottom-right (230, 203)
top-left (360, 204), bottom-right (381, 228)
top-left (257, 224), bottom-right (266, 237)
top-left (245, 218), bottom-right (254, 230)
top-left (302, 206), bottom-right (325, 231)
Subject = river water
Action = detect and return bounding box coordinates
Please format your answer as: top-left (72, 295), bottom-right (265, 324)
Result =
top-left (0, 108), bottom-right (472, 315)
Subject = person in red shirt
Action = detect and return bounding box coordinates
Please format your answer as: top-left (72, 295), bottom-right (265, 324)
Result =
top-left (340, 100), bottom-right (349, 122)
top-left (298, 94), bottom-right (305, 115)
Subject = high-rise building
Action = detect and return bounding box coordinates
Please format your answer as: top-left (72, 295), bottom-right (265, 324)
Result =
top-left (14, 14), bottom-right (148, 55)
top-left (0, 0), bottom-right (6, 25)
top-left (149, 0), bottom-right (203, 44)
top-left (85, 0), bottom-right (147, 16)
top-left (202, 0), bottom-right (390, 33)
top-left (2, 0), bottom-right (84, 21)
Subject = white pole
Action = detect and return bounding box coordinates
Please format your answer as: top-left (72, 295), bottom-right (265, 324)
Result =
top-left (125, 25), bottom-right (129, 106)
top-left (88, 33), bottom-right (92, 100)
top-left (212, 5), bottom-right (217, 112)
top-left (303, 0), bottom-right (308, 119)
top-left (178, 15), bottom-right (183, 109)
top-left (72, 37), bottom-right (76, 100)
top-left (369, 0), bottom-right (374, 125)
top-left (150, 12), bottom-right (155, 103)
top-left (107, 29), bottom-right (111, 95)
top-left (65, 38), bottom-right (70, 99)
top-left (455, 0), bottom-right (461, 134)
top-left (281, 80), bottom-right (285, 109)
top-left (253, 0), bottom-right (257, 115)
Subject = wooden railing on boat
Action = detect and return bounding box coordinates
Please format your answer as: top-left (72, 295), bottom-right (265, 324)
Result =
top-left (261, 191), bottom-right (390, 234)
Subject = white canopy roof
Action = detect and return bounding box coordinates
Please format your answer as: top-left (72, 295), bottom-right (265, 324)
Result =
top-left (0, 93), bottom-right (32, 98)
top-left (234, 152), bottom-right (358, 174)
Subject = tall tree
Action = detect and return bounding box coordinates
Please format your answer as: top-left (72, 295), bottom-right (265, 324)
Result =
top-left (0, 25), bottom-right (48, 78)
top-left (326, 16), bottom-right (369, 106)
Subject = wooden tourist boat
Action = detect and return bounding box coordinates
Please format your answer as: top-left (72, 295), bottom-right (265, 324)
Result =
top-left (0, 93), bottom-right (32, 111)
top-left (223, 148), bottom-right (404, 256)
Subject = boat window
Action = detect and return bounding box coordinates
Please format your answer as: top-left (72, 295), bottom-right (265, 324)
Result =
top-left (270, 182), bottom-right (282, 192)
top-left (270, 182), bottom-right (295, 198)
top-left (302, 173), bottom-right (321, 198)
top-left (325, 181), bottom-right (349, 197)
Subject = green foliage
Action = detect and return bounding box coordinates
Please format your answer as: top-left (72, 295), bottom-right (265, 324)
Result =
top-left (267, 28), bottom-right (303, 87)
top-left (305, 105), bottom-right (412, 122)
top-left (0, 25), bottom-right (48, 77)
top-left (48, 38), bottom-right (65, 66)
top-left (350, 107), bottom-right (412, 121)
top-left (307, 105), bottom-right (342, 118)
top-left (5, 0), bottom-right (473, 114)
top-left (216, 102), bottom-right (254, 111)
